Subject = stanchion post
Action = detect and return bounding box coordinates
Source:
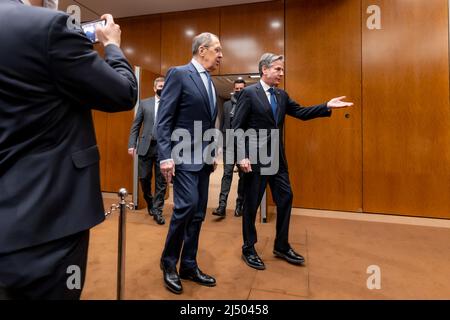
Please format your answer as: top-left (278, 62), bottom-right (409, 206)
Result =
top-left (117, 188), bottom-right (128, 300)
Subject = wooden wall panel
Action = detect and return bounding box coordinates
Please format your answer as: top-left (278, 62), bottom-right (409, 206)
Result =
top-left (220, 0), bottom-right (284, 74)
top-left (161, 8), bottom-right (220, 75)
top-left (117, 15), bottom-right (161, 76)
top-left (103, 111), bottom-right (135, 192)
top-left (362, 0), bottom-right (450, 218)
top-left (285, 0), bottom-right (362, 212)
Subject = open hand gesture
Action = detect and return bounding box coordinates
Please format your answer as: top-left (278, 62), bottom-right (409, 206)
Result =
top-left (327, 96), bottom-right (354, 109)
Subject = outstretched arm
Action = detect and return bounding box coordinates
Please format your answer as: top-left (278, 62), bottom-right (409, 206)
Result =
top-left (326, 96), bottom-right (354, 109)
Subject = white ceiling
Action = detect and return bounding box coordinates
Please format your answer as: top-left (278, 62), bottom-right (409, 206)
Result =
top-left (59, 0), bottom-right (271, 19)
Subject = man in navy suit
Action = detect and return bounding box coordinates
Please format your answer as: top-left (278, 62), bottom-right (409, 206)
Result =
top-left (157, 32), bottom-right (223, 294)
top-left (232, 53), bottom-right (353, 270)
top-left (0, 0), bottom-right (137, 299)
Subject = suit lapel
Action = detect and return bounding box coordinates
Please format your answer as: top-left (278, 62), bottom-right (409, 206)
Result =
top-left (188, 63), bottom-right (213, 119)
top-left (256, 83), bottom-right (276, 125)
top-left (148, 98), bottom-right (155, 126)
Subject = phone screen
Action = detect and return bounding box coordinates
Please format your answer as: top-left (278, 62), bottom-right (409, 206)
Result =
top-left (81, 19), bottom-right (106, 43)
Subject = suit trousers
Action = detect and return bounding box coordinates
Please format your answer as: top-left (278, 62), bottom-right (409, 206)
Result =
top-left (138, 142), bottom-right (167, 215)
top-left (218, 162), bottom-right (244, 209)
top-left (242, 168), bottom-right (293, 254)
top-left (161, 166), bottom-right (211, 271)
top-left (0, 230), bottom-right (89, 300)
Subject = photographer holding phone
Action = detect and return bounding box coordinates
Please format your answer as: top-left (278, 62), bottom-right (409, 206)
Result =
top-left (0, 1), bottom-right (137, 300)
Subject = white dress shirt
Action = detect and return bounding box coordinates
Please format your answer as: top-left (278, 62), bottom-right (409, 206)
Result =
top-left (191, 58), bottom-right (216, 107)
top-left (260, 79), bottom-right (274, 105)
top-left (154, 96), bottom-right (160, 120)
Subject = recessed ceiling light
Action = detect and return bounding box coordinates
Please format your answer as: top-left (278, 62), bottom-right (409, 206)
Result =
top-left (271, 21), bottom-right (281, 29)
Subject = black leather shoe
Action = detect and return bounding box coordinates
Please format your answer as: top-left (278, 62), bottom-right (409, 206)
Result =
top-left (241, 252), bottom-right (265, 270)
top-left (160, 261), bottom-right (183, 294)
top-left (273, 248), bottom-right (305, 265)
top-left (212, 206), bottom-right (226, 218)
top-left (234, 205), bottom-right (242, 217)
top-left (153, 213), bottom-right (165, 225)
top-left (147, 208), bottom-right (154, 216)
top-left (179, 267), bottom-right (216, 287)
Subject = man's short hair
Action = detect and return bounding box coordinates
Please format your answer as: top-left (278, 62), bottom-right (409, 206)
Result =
top-left (258, 53), bottom-right (284, 76)
top-left (234, 79), bottom-right (246, 86)
top-left (154, 77), bottom-right (165, 87)
top-left (192, 32), bottom-right (219, 55)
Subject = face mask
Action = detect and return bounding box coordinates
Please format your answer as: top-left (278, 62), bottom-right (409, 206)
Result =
top-left (44, 0), bottom-right (59, 10)
top-left (156, 89), bottom-right (163, 97)
top-left (233, 90), bottom-right (242, 100)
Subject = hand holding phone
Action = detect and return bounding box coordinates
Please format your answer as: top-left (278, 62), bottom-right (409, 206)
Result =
top-left (81, 19), bottom-right (106, 44)
top-left (95, 14), bottom-right (122, 48)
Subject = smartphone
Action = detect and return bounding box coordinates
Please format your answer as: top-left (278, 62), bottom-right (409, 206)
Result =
top-left (81, 19), bottom-right (106, 43)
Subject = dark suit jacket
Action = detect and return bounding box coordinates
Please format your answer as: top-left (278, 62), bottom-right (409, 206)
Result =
top-left (157, 62), bottom-right (218, 172)
top-left (232, 82), bottom-right (331, 173)
top-left (0, 1), bottom-right (138, 253)
top-left (221, 92), bottom-right (238, 133)
top-left (128, 97), bottom-right (157, 156)
top-left (221, 100), bottom-right (233, 133)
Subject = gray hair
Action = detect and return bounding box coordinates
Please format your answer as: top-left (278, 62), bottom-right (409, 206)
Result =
top-left (154, 77), bottom-right (165, 87)
top-left (258, 53), bottom-right (284, 76)
top-left (192, 32), bottom-right (219, 55)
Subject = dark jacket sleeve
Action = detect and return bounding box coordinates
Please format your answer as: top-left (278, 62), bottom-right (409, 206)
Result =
top-left (231, 88), bottom-right (251, 161)
top-left (157, 67), bottom-right (182, 162)
top-left (47, 13), bottom-right (138, 112)
top-left (222, 100), bottom-right (232, 132)
top-left (128, 104), bottom-right (144, 148)
top-left (285, 92), bottom-right (332, 120)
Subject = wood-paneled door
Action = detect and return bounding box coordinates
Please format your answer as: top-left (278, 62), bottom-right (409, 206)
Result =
top-left (220, 0), bottom-right (284, 74)
top-left (161, 8), bottom-right (220, 75)
top-left (362, 0), bottom-right (450, 218)
top-left (285, 0), bottom-right (363, 212)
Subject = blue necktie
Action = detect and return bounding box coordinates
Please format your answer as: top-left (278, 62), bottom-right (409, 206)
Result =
top-left (204, 71), bottom-right (215, 117)
top-left (268, 87), bottom-right (278, 121)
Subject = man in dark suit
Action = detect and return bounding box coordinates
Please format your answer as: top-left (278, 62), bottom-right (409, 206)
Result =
top-left (232, 53), bottom-right (352, 270)
top-left (212, 79), bottom-right (246, 218)
top-left (128, 77), bottom-right (167, 225)
top-left (0, 0), bottom-right (137, 299)
top-left (157, 32), bottom-right (222, 294)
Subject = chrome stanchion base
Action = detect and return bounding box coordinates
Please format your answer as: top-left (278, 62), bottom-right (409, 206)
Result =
top-left (104, 188), bottom-right (134, 300)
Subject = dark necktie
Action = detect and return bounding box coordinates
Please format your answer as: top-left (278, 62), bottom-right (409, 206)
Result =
top-left (268, 87), bottom-right (278, 121)
top-left (204, 71), bottom-right (215, 117)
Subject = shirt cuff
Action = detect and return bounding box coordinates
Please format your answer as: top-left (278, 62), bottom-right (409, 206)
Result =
top-left (160, 158), bottom-right (173, 165)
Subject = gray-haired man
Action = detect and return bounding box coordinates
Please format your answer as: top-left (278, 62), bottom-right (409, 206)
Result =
top-left (232, 53), bottom-right (353, 270)
top-left (157, 32), bottom-right (223, 294)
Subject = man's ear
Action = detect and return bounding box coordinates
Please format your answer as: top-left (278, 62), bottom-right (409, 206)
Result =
top-left (262, 65), bottom-right (268, 76)
top-left (198, 46), bottom-right (206, 57)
